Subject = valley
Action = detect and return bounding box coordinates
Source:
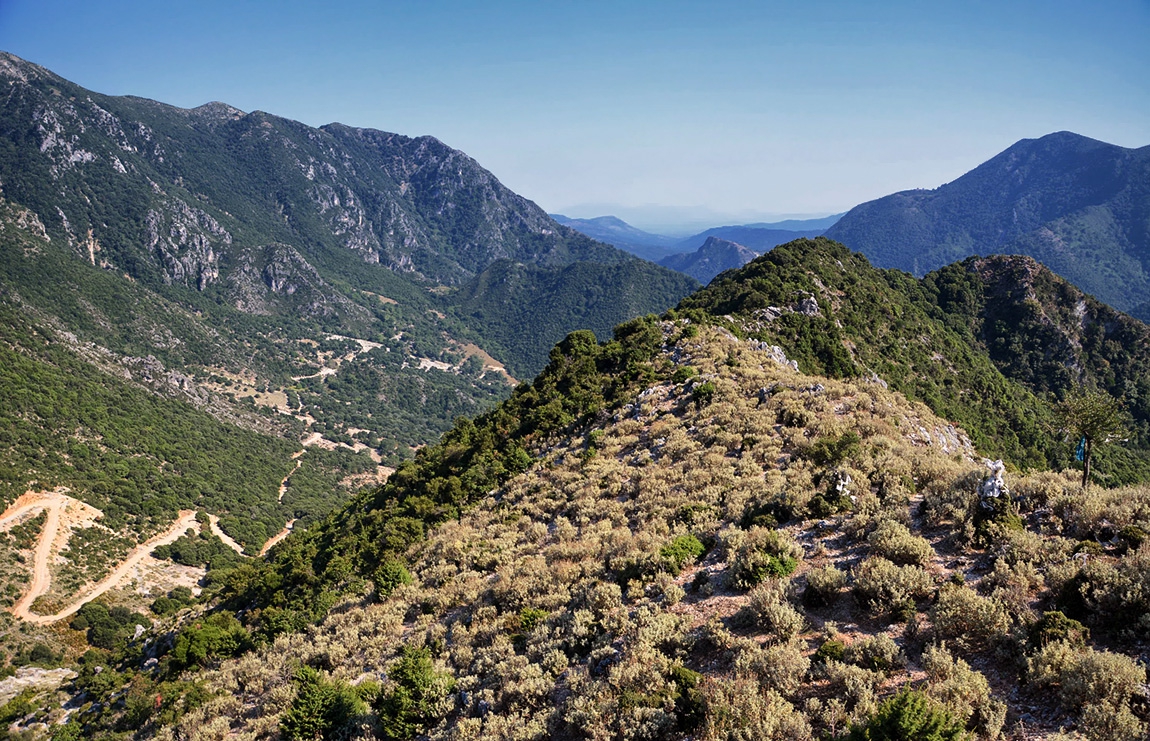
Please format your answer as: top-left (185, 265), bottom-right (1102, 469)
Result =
top-left (0, 46), bottom-right (1146, 741)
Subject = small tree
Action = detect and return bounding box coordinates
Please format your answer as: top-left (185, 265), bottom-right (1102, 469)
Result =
top-left (1055, 391), bottom-right (1130, 488)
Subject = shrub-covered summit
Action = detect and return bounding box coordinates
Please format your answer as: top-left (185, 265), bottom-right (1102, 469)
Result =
top-left (679, 238), bottom-right (1150, 482)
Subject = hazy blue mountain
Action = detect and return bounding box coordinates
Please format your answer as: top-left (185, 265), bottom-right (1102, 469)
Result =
top-left (825, 131), bottom-right (1150, 315)
top-left (739, 214), bottom-right (845, 231)
top-left (659, 236), bottom-right (759, 283)
top-left (671, 225), bottom-right (825, 253)
top-left (551, 213), bottom-right (843, 262)
top-left (549, 213), bottom-right (680, 261)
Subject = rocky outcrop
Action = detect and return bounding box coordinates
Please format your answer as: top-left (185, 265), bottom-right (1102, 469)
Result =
top-left (228, 243), bottom-right (368, 322)
top-left (145, 199), bottom-right (229, 290)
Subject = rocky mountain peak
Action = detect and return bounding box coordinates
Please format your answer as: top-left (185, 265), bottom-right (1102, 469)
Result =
top-left (659, 235), bottom-right (759, 284)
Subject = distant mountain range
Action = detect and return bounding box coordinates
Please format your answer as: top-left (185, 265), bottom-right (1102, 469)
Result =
top-left (826, 131), bottom-right (1150, 320)
top-left (551, 212), bottom-right (841, 266)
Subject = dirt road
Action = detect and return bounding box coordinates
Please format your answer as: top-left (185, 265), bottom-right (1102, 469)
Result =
top-left (259, 519), bottom-right (296, 556)
top-left (207, 515), bottom-right (246, 555)
top-left (10, 502), bottom-right (61, 621)
top-left (13, 509), bottom-right (198, 624)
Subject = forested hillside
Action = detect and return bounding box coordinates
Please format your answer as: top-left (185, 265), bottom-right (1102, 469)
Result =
top-left (0, 51), bottom-right (694, 601)
top-left (825, 132), bottom-right (1150, 319)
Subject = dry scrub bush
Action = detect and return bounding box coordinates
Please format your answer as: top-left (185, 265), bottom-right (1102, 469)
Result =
top-left (820, 660), bottom-right (883, 721)
top-left (986, 522), bottom-right (1072, 571)
top-left (922, 466), bottom-right (983, 537)
top-left (1049, 481), bottom-right (1150, 538)
top-left (929, 585), bottom-right (1010, 650)
top-left (700, 678), bottom-right (813, 741)
top-left (1028, 641), bottom-right (1149, 741)
top-left (921, 643), bottom-right (1006, 739)
top-left (1010, 470), bottom-right (1077, 509)
top-left (867, 519), bottom-right (935, 566)
top-left (743, 579), bottom-right (805, 641)
top-left (1076, 543), bottom-right (1150, 634)
top-left (1028, 640), bottom-right (1148, 740)
top-left (851, 556), bottom-right (934, 614)
top-left (733, 639), bottom-right (811, 697)
top-left (804, 565), bottom-right (846, 605)
top-left (843, 634), bottom-right (904, 674)
top-left (982, 558), bottom-right (1044, 618)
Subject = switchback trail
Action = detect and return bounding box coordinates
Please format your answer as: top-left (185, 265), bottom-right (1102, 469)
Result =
top-left (9, 508), bottom-right (198, 624)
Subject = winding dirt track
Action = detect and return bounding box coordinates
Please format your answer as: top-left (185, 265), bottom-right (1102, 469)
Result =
top-left (9, 502), bottom-right (61, 621)
top-left (0, 493), bottom-right (198, 624)
top-left (17, 509), bottom-right (199, 624)
top-left (207, 515), bottom-right (247, 555)
top-left (259, 519), bottom-right (296, 556)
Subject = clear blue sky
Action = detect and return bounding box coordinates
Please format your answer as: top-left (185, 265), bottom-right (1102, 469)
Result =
top-left (2, 0), bottom-right (1147, 233)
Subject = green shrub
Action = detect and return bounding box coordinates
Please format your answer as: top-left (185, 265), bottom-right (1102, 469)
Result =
top-left (845, 635), bottom-right (905, 674)
top-left (374, 559), bottom-right (414, 598)
top-left (661, 534), bottom-right (708, 573)
top-left (171, 612), bottom-right (252, 670)
top-left (814, 639), bottom-right (846, 664)
top-left (376, 646), bottom-right (455, 741)
top-left (728, 528), bottom-right (802, 590)
top-left (693, 381), bottom-right (717, 402)
top-left (672, 366), bottom-right (699, 383)
top-left (808, 430), bottom-right (861, 466)
top-left (1029, 611), bottom-right (1089, 649)
top-left (518, 607), bottom-right (549, 633)
top-left (847, 689), bottom-right (970, 741)
top-left (280, 666), bottom-right (366, 741)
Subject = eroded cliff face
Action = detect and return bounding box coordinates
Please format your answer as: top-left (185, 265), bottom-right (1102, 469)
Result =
top-left (145, 198), bottom-right (229, 289)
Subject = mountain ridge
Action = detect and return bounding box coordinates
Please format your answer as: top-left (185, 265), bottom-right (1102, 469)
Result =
top-left (825, 131), bottom-right (1150, 317)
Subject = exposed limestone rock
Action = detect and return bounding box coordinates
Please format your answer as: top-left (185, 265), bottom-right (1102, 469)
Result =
top-left (145, 199), bottom-right (230, 290)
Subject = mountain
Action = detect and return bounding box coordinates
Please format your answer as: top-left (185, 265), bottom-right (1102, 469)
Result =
top-left (671, 216), bottom-right (839, 254)
top-left (549, 213), bottom-right (841, 264)
top-left (681, 238), bottom-right (1150, 480)
top-left (740, 214), bottom-right (844, 231)
top-left (672, 225), bottom-right (824, 253)
top-left (0, 51), bottom-right (694, 626)
top-left (549, 214), bottom-right (679, 262)
top-left (825, 132), bottom-right (1150, 317)
top-left (454, 258), bottom-right (700, 375)
top-left (50, 240), bottom-right (1150, 740)
top-left (658, 236), bottom-right (760, 283)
